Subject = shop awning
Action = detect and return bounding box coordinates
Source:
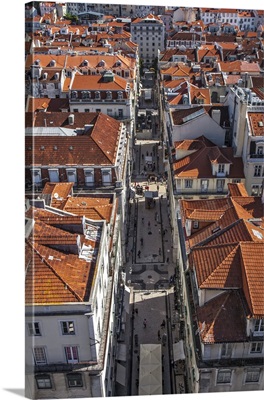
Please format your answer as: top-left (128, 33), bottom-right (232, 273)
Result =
top-left (173, 340), bottom-right (185, 361)
top-left (116, 362), bottom-right (126, 386)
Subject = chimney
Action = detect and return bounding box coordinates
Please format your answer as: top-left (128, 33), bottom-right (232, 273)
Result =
top-left (211, 109), bottom-right (221, 125)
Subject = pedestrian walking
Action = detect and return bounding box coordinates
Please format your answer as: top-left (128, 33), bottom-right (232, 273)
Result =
top-left (137, 250), bottom-right (141, 258)
top-left (143, 319), bottom-right (147, 328)
top-left (142, 217), bottom-right (144, 224)
top-left (158, 330), bottom-right (161, 340)
top-left (140, 237), bottom-right (144, 246)
top-left (135, 308), bottom-right (138, 315)
top-left (148, 221), bottom-right (151, 228)
top-left (166, 256), bottom-right (169, 263)
top-left (160, 319), bottom-right (165, 329)
top-left (157, 184), bottom-right (159, 191)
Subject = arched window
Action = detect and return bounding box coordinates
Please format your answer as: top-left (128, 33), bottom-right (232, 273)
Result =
top-left (71, 91), bottom-right (77, 99)
top-left (95, 91), bottom-right (101, 99)
top-left (106, 91), bottom-right (112, 100)
top-left (117, 91), bottom-right (123, 100)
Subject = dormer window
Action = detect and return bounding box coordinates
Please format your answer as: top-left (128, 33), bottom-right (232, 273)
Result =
top-left (117, 91), bottom-right (123, 100)
top-left (106, 91), bottom-right (112, 100)
top-left (71, 91), bottom-right (78, 99)
top-left (82, 91), bottom-right (90, 99)
top-left (83, 59), bottom-right (89, 66)
top-left (95, 91), bottom-right (101, 99)
top-left (31, 168), bottom-right (41, 184)
top-left (99, 60), bottom-right (105, 67)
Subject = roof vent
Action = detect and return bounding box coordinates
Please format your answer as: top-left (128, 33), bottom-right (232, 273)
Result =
top-left (69, 146), bottom-right (73, 150)
top-left (53, 146), bottom-right (58, 150)
top-left (40, 145), bottom-right (45, 150)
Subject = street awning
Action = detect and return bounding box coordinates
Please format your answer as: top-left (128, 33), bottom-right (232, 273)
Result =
top-left (116, 362), bottom-right (126, 386)
top-left (124, 285), bottom-right (130, 313)
top-left (139, 344), bottom-right (162, 395)
top-left (145, 191), bottom-right (159, 198)
top-left (173, 340), bottom-right (185, 361)
top-left (116, 343), bottom-right (126, 361)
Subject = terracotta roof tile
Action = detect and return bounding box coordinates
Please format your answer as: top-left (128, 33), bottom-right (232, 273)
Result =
top-left (240, 242), bottom-right (264, 317)
top-left (25, 112), bottom-right (121, 166)
top-left (25, 207), bottom-right (102, 305)
top-left (228, 182), bottom-right (249, 197)
top-left (173, 145), bottom-right (244, 179)
top-left (190, 244), bottom-right (242, 289)
top-left (197, 291), bottom-right (247, 343)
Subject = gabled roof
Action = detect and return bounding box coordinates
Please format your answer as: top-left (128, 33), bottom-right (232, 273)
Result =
top-left (197, 291), bottom-right (247, 343)
top-left (180, 184), bottom-right (264, 319)
top-left (25, 207), bottom-right (102, 305)
top-left (25, 112), bottom-right (121, 166)
top-left (173, 144), bottom-right (244, 179)
top-left (240, 242), bottom-right (264, 318)
top-left (190, 244), bottom-right (242, 289)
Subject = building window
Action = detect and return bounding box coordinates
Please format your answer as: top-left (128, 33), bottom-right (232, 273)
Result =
top-left (67, 373), bottom-right (83, 387)
top-left (106, 91), bottom-right (112, 100)
top-left (35, 374), bottom-right (52, 389)
top-left (254, 165), bottom-right (262, 177)
top-left (82, 91), bottom-right (89, 99)
top-left (66, 169), bottom-right (77, 184)
top-left (257, 146), bottom-right (263, 155)
top-left (33, 347), bottom-right (47, 365)
top-left (254, 319), bottom-right (264, 334)
top-left (251, 185), bottom-right (261, 196)
top-left (117, 91), bottom-right (123, 100)
top-left (221, 343), bottom-right (232, 358)
top-left (95, 91), bottom-right (101, 99)
top-left (61, 321), bottom-right (75, 335)
top-left (48, 168), bottom-right (59, 182)
top-left (185, 179), bottom-right (193, 188)
top-left (193, 221), bottom-right (199, 229)
top-left (218, 164), bottom-right (225, 173)
top-left (102, 168), bottom-right (111, 185)
top-left (71, 91), bottom-right (78, 99)
top-left (118, 109), bottom-right (123, 118)
top-left (65, 346), bottom-right (79, 363)
top-left (217, 369), bottom-right (232, 384)
top-left (216, 179), bottom-right (225, 192)
top-left (31, 168), bottom-right (42, 184)
top-left (96, 109), bottom-right (101, 112)
top-left (84, 169), bottom-right (94, 185)
top-left (28, 322), bottom-right (41, 336)
top-left (245, 368), bottom-right (260, 383)
top-left (201, 179), bottom-right (208, 192)
top-left (250, 342), bottom-right (263, 353)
